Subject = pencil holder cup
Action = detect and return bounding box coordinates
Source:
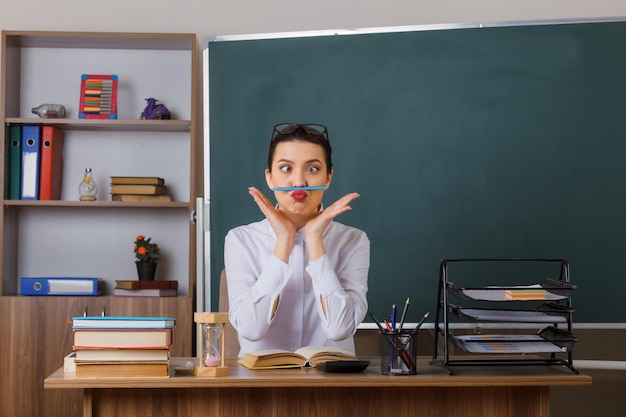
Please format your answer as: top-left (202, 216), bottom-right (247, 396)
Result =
top-left (380, 330), bottom-right (417, 375)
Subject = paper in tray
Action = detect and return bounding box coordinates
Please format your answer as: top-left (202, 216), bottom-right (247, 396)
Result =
top-left (448, 303), bottom-right (571, 323)
top-left (451, 326), bottom-right (577, 354)
top-left (453, 338), bottom-right (567, 354)
top-left (447, 279), bottom-right (576, 302)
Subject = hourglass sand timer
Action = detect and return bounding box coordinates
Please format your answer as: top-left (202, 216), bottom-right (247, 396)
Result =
top-left (194, 312), bottom-right (229, 376)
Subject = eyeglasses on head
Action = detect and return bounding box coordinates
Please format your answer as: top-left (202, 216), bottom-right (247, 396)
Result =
top-left (271, 123), bottom-right (329, 142)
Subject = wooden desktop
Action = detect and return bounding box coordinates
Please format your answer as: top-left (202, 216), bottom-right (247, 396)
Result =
top-left (44, 357), bottom-right (591, 417)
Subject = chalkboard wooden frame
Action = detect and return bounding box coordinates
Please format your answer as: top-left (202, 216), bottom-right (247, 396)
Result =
top-left (205, 18), bottom-right (626, 324)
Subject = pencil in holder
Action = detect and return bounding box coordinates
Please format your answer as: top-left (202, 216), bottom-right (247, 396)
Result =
top-left (380, 330), bottom-right (417, 375)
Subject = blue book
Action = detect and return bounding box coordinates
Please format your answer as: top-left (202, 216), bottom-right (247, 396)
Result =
top-left (20, 125), bottom-right (41, 200)
top-left (71, 316), bottom-right (176, 329)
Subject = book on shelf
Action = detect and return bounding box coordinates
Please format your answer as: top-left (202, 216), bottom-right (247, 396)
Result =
top-left (110, 176), bottom-right (165, 185)
top-left (75, 361), bottom-right (169, 378)
top-left (72, 316), bottom-right (176, 329)
top-left (115, 280), bottom-right (178, 290)
top-left (74, 348), bottom-right (170, 363)
top-left (111, 194), bottom-right (172, 202)
top-left (238, 346), bottom-right (357, 370)
top-left (113, 288), bottom-right (177, 297)
top-left (73, 328), bottom-right (173, 349)
top-left (109, 184), bottom-right (167, 195)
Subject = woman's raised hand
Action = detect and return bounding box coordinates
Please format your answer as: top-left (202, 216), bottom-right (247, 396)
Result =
top-left (248, 186), bottom-right (297, 262)
top-left (304, 192), bottom-right (360, 260)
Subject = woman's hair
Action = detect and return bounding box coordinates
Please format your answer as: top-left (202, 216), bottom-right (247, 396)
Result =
top-left (267, 124), bottom-right (333, 173)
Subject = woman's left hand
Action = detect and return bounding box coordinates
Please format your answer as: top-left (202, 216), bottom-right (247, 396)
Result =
top-left (305, 192), bottom-right (360, 260)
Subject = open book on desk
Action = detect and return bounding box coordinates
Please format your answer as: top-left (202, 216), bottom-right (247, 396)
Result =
top-left (238, 346), bottom-right (357, 370)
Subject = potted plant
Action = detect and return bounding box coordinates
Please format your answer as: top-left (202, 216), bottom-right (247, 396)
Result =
top-left (134, 235), bottom-right (161, 281)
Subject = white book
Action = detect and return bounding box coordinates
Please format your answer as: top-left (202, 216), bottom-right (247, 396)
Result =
top-left (74, 348), bottom-right (170, 363)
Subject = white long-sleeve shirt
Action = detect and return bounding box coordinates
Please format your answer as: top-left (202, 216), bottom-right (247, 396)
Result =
top-left (224, 219), bottom-right (370, 357)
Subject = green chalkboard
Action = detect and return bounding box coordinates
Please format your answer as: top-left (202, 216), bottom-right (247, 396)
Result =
top-left (207, 20), bottom-right (626, 323)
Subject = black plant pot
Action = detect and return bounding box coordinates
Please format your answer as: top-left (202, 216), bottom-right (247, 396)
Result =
top-left (136, 261), bottom-right (157, 281)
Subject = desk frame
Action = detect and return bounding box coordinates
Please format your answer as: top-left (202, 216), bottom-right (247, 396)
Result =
top-left (45, 357), bottom-right (591, 417)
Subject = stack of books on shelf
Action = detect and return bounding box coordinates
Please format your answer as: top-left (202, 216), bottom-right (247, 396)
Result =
top-left (71, 316), bottom-right (175, 378)
top-left (109, 176), bottom-right (171, 202)
top-left (113, 280), bottom-right (178, 297)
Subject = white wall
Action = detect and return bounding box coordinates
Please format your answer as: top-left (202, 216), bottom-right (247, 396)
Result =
top-left (2, 1), bottom-right (626, 123)
top-left (1, 1), bottom-right (626, 42)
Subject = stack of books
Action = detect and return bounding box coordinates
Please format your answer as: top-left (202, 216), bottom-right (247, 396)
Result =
top-left (109, 176), bottom-right (171, 202)
top-left (113, 280), bottom-right (178, 297)
top-left (71, 316), bottom-right (175, 378)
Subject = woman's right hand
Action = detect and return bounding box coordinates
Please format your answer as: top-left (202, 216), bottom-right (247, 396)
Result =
top-left (248, 187), bottom-right (296, 262)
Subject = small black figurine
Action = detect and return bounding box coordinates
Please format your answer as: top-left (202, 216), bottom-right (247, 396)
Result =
top-left (140, 98), bottom-right (171, 120)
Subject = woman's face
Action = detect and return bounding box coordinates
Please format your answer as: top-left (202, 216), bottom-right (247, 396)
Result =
top-left (265, 140), bottom-right (333, 218)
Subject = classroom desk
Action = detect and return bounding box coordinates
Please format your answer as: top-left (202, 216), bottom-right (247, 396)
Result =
top-left (44, 357), bottom-right (591, 417)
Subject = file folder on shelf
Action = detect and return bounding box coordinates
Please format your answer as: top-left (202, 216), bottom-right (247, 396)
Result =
top-left (39, 125), bottom-right (64, 200)
top-left (20, 125), bottom-right (41, 200)
top-left (3, 126), bottom-right (8, 199)
top-left (7, 124), bottom-right (21, 200)
top-left (20, 277), bottom-right (104, 296)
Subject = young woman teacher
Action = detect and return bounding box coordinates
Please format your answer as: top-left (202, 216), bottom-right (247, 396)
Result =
top-left (224, 123), bottom-right (370, 357)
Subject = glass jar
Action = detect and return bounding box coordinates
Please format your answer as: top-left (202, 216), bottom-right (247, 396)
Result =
top-left (31, 103), bottom-right (66, 118)
top-left (78, 168), bottom-right (97, 201)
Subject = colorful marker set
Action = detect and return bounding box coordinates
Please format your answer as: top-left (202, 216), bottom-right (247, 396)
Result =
top-left (79, 74), bottom-right (118, 119)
